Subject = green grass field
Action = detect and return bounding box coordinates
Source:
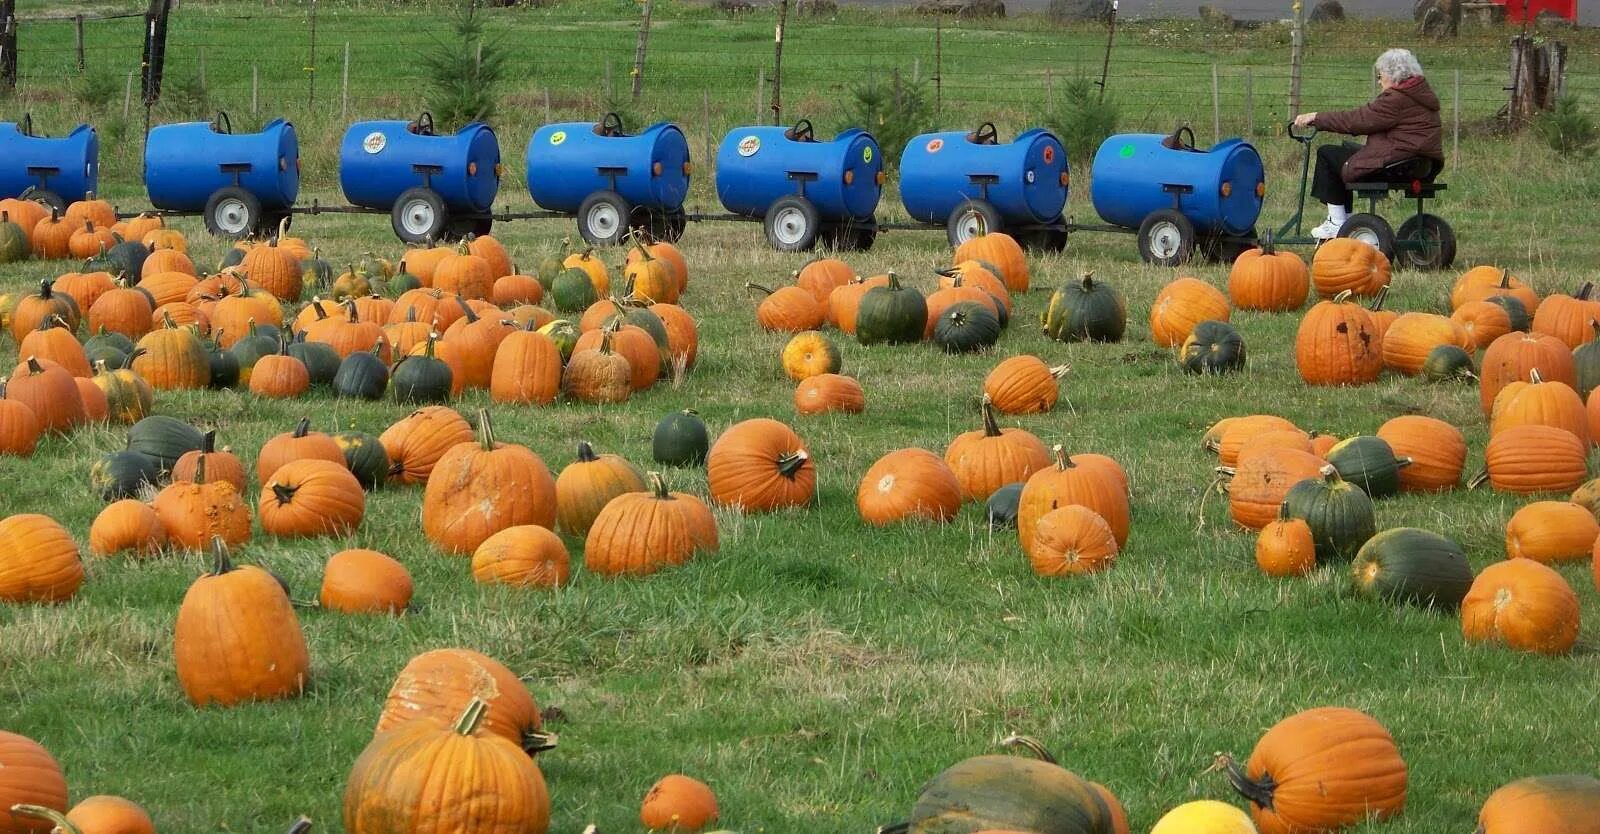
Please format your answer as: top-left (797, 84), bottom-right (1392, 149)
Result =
top-left (3, 2), bottom-right (1600, 832)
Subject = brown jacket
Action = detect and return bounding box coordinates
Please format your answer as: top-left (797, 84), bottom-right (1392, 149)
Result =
top-left (1312, 76), bottom-right (1444, 181)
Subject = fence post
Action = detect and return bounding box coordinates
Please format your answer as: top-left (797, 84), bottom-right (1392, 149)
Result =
top-left (142, 0), bottom-right (172, 107)
top-left (756, 67), bottom-right (765, 124)
top-left (1288, 0), bottom-right (1304, 117)
top-left (1244, 67), bottom-right (1254, 137)
top-left (307, 0), bottom-right (317, 108)
top-left (74, 14), bottom-right (85, 73)
top-left (771, 0), bottom-right (788, 125)
top-left (0, 0), bottom-right (15, 95)
top-left (1097, 0), bottom-right (1117, 102)
top-left (1452, 68), bottom-right (1460, 170)
top-left (934, 14), bottom-right (942, 118)
top-left (341, 42), bottom-right (350, 122)
top-left (252, 63), bottom-right (259, 115)
top-left (1211, 63), bottom-right (1220, 140)
top-left (631, 0), bottom-right (654, 102)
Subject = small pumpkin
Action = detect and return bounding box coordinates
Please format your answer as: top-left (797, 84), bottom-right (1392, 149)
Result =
top-left (986, 482), bottom-right (1024, 530)
top-left (89, 499), bottom-right (167, 558)
top-left (127, 413), bottom-right (205, 470)
top-left (152, 456), bottom-right (252, 550)
top-left (1017, 445), bottom-right (1131, 552)
top-left (1461, 559), bottom-right (1581, 655)
top-left (652, 409), bottom-right (710, 467)
top-left (471, 525), bottom-right (571, 588)
top-left (932, 301), bottom-right (1003, 354)
top-left (953, 230), bottom-right (1029, 291)
top-left (320, 549), bottom-right (413, 614)
top-left (1421, 343), bottom-right (1476, 382)
top-left (1150, 276), bottom-right (1230, 347)
top-left (1479, 332), bottom-right (1576, 416)
top-left (89, 449), bottom-right (164, 500)
top-left (1352, 527), bottom-right (1475, 609)
top-left (795, 373), bottom-right (866, 415)
top-left (174, 537), bottom-right (309, 706)
top-left (983, 356), bottom-right (1067, 415)
top-left (335, 430), bottom-right (392, 491)
top-left (555, 441), bottom-right (646, 536)
top-left (794, 257), bottom-right (854, 304)
top-left (171, 430), bottom-right (247, 492)
top-left (333, 345), bottom-right (391, 400)
top-left (5, 357), bottom-right (85, 434)
top-left (944, 396), bottom-right (1051, 503)
top-left (782, 330), bottom-right (842, 381)
top-left (392, 332), bottom-right (454, 404)
top-left (1028, 504), bottom-right (1119, 576)
top-left (1381, 312), bottom-right (1472, 376)
top-left (1451, 265), bottom-right (1540, 312)
top-left (1256, 504), bottom-right (1316, 577)
top-left (1220, 447), bottom-right (1326, 531)
top-left (857, 448), bottom-right (963, 526)
top-left (257, 416), bottom-right (344, 486)
top-left (1150, 801), bottom-right (1258, 834)
top-left (641, 774), bottom-right (720, 833)
top-left (899, 736), bottom-right (1115, 834)
top-left (1531, 280), bottom-right (1600, 349)
top-left (1180, 320), bottom-right (1246, 374)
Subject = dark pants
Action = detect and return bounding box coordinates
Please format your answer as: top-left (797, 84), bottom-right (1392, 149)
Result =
top-left (1311, 143), bottom-right (1359, 209)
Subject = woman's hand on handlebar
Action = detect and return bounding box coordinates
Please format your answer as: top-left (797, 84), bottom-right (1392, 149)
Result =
top-left (1292, 112), bottom-right (1318, 128)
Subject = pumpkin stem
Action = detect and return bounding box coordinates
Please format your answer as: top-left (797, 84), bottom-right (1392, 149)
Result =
top-left (1048, 364), bottom-right (1070, 379)
top-left (998, 734), bottom-right (1059, 764)
top-left (7, 805), bottom-right (82, 834)
top-left (1579, 281), bottom-right (1596, 301)
top-left (522, 729), bottom-right (560, 755)
top-left (208, 535), bottom-right (234, 575)
top-left (1079, 271), bottom-right (1095, 290)
top-left (1319, 463), bottom-right (1344, 484)
top-left (1466, 469), bottom-right (1489, 490)
top-left (476, 408), bottom-right (497, 450)
top-left (1368, 284), bottom-right (1390, 312)
top-left (37, 277), bottom-right (51, 297)
top-left (648, 471), bottom-right (672, 499)
top-left (453, 697), bottom-right (491, 736)
top-left (1530, 368), bottom-right (1544, 384)
top-left (1213, 753), bottom-right (1277, 811)
top-left (1258, 229), bottom-right (1275, 255)
top-left (24, 356), bottom-right (44, 375)
top-left (271, 481), bottom-right (300, 504)
top-left (285, 815), bottom-right (314, 834)
top-left (980, 395), bottom-right (1002, 438)
top-left (576, 440), bottom-right (598, 463)
top-left (744, 282), bottom-right (775, 297)
top-left (1051, 444), bottom-right (1076, 470)
top-left (201, 429), bottom-right (217, 454)
top-left (776, 450), bottom-right (810, 478)
top-left (195, 453), bottom-right (209, 485)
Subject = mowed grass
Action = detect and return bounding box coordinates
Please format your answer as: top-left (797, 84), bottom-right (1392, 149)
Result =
top-left (3, 4), bottom-right (1600, 833)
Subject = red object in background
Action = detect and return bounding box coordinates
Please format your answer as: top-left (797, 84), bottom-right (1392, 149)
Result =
top-left (1497, 0), bottom-right (1576, 21)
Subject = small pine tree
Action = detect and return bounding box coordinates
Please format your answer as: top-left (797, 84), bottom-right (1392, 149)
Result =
top-left (1048, 73), bottom-right (1120, 169)
top-left (840, 70), bottom-right (931, 169)
top-left (420, 1), bottom-right (507, 130)
top-left (1534, 94), bottom-right (1597, 159)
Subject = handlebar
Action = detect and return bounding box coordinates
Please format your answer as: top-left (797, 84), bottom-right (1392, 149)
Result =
top-left (1286, 122), bottom-right (1318, 142)
top-left (601, 112), bottom-right (625, 136)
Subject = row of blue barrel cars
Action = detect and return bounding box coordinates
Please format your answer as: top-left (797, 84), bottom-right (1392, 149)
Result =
top-left (1, 111), bottom-right (1274, 265)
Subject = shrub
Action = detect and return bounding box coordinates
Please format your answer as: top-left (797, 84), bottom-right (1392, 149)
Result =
top-left (420, 0), bottom-right (507, 130)
top-left (71, 69), bottom-right (120, 110)
top-left (159, 73), bottom-right (211, 121)
top-left (839, 70), bottom-right (931, 169)
top-left (1534, 93), bottom-right (1597, 158)
top-left (1048, 73), bottom-right (1120, 169)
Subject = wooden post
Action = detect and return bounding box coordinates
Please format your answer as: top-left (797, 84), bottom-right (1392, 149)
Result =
top-left (142, 0), bottom-right (172, 106)
top-left (631, 0), bottom-right (654, 101)
top-left (543, 87), bottom-right (551, 123)
top-left (1211, 63), bottom-right (1220, 140)
top-left (1289, 0), bottom-right (1304, 117)
top-left (756, 67), bottom-right (765, 123)
top-left (934, 13), bottom-right (943, 118)
top-left (74, 14), bottom-right (85, 73)
top-left (252, 63), bottom-right (259, 115)
top-left (1452, 68), bottom-right (1460, 169)
top-left (702, 88), bottom-right (712, 174)
top-left (123, 69), bottom-right (134, 119)
top-left (771, 0), bottom-right (788, 125)
top-left (1244, 66), bottom-right (1254, 136)
top-left (307, 0), bottom-right (317, 107)
top-left (1097, 0), bottom-right (1117, 102)
top-left (341, 42), bottom-right (350, 122)
top-left (0, 0), bottom-right (16, 95)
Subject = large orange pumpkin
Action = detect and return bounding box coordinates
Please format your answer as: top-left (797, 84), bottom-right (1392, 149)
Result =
top-left (1491, 369), bottom-right (1590, 445)
top-left (1311, 238), bottom-right (1389, 298)
top-left (1505, 501), bottom-right (1600, 564)
top-left (0, 730), bottom-right (69, 834)
top-left (1221, 446), bottom-right (1327, 531)
top-left (1451, 265), bottom-right (1540, 312)
top-left (422, 409), bottom-right (557, 554)
top-left (1028, 505), bottom-right (1119, 576)
top-left (944, 397), bottom-right (1052, 502)
top-left (1149, 276), bottom-right (1230, 347)
top-left (1377, 415), bottom-right (1465, 492)
top-left (1480, 332), bottom-right (1576, 416)
top-left (0, 513), bottom-right (83, 604)
top-left (795, 373), bottom-right (865, 415)
top-left (585, 472), bottom-right (719, 576)
top-left (1461, 559), bottom-right (1581, 655)
top-left (1228, 237), bottom-right (1308, 311)
top-left (1477, 774), bottom-right (1600, 834)
top-left (857, 448), bottom-right (963, 525)
top-left (1294, 291), bottom-right (1382, 386)
top-left (707, 418), bottom-right (816, 512)
top-left (954, 231), bottom-right (1029, 292)
top-left (1479, 425), bottom-right (1589, 494)
top-left (1017, 446), bottom-right (1131, 552)
top-left (380, 406), bottom-right (475, 485)
top-left (375, 648), bottom-right (555, 755)
top-left (174, 537), bottom-right (310, 706)
top-left (1531, 281), bottom-right (1600, 349)
top-left (983, 355), bottom-right (1068, 415)
top-left (1380, 312), bottom-right (1471, 375)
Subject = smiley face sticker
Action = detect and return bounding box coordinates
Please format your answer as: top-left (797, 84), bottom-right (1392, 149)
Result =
top-left (550, 131), bottom-right (568, 147)
top-left (863, 145), bottom-right (874, 164)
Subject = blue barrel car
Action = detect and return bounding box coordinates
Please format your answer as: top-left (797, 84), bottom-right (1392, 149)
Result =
top-left (0, 115), bottom-right (98, 212)
top-left (144, 112), bottom-right (298, 238)
top-left (899, 123), bottom-right (1069, 250)
top-left (339, 112), bottom-right (501, 243)
top-left (526, 113), bottom-right (691, 246)
top-left (1089, 127), bottom-right (1265, 266)
top-left (715, 120), bottom-right (883, 252)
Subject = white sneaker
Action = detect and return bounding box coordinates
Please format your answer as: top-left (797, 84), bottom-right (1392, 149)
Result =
top-left (1310, 220), bottom-right (1341, 240)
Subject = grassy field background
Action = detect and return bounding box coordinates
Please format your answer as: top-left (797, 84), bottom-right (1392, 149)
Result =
top-left (3, 2), bottom-right (1600, 832)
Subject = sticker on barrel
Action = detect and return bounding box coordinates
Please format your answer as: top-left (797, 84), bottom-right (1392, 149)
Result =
top-left (550, 131), bottom-right (568, 147)
top-left (862, 146), bottom-right (874, 164)
top-left (737, 136), bottom-right (761, 157)
top-left (926, 138), bottom-right (944, 154)
top-left (363, 132), bottom-right (387, 155)
top-left (1042, 145), bottom-right (1056, 164)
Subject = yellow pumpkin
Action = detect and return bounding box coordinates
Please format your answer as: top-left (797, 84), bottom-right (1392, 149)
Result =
top-left (780, 330), bottom-right (842, 381)
top-left (1151, 800), bottom-right (1259, 834)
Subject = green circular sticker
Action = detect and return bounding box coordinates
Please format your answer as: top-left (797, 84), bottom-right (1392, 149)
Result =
top-left (863, 146), bottom-right (874, 163)
top-left (550, 131), bottom-right (567, 146)
top-left (1118, 143), bottom-right (1136, 158)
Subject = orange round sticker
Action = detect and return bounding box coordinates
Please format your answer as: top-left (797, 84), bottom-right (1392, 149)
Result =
top-left (926, 138), bottom-right (944, 153)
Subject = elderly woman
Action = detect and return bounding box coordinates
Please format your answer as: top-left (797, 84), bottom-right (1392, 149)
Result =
top-left (1293, 48), bottom-right (1443, 240)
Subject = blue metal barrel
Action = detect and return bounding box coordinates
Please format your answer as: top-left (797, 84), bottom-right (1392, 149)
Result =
top-left (898, 126), bottom-right (1068, 225)
top-left (526, 118), bottom-right (690, 214)
top-left (144, 116), bottom-right (298, 212)
top-left (1089, 132), bottom-right (1265, 236)
top-left (0, 120), bottom-right (98, 202)
top-left (715, 123), bottom-right (882, 222)
top-left (339, 117), bottom-right (500, 213)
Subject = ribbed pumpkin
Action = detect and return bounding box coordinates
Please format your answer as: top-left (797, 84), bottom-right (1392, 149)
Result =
top-left (171, 430), bottom-right (247, 492)
top-left (939, 261), bottom-right (1012, 313)
top-left (1028, 505), bottom-right (1119, 577)
top-left (748, 282), bottom-right (826, 333)
top-left (1206, 414), bottom-right (1301, 467)
top-left (1477, 774), bottom-right (1600, 834)
top-left (1295, 291), bottom-right (1382, 386)
top-left (30, 209), bottom-right (75, 259)
top-left (857, 448), bottom-right (963, 525)
top-left (260, 459), bottom-right (366, 538)
top-left (794, 257), bottom-right (854, 304)
top-left (257, 417), bottom-right (344, 486)
top-left (640, 774), bottom-right (720, 833)
top-left (944, 397), bottom-right (1051, 502)
top-left (38, 795), bottom-right (159, 834)
top-left (1479, 332), bottom-right (1576, 416)
top-left (1218, 706), bottom-right (1407, 834)
top-left (1452, 299), bottom-right (1514, 348)
top-left (1042, 272), bottom-right (1126, 343)
top-left (380, 406), bottom-right (475, 486)
top-left (320, 549), bottom-right (413, 614)
top-left (1461, 559), bottom-right (1580, 655)
top-left (375, 647), bottom-right (555, 754)
top-left (556, 441), bottom-right (646, 536)
top-left (132, 317), bottom-right (211, 390)
top-left (1228, 236), bottom-right (1309, 311)
top-left (152, 458), bottom-right (252, 550)
top-left (1377, 415), bottom-right (1465, 492)
top-left (13, 279), bottom-right (82, 341)
top-left (1311, 237), bottom-right (1389, 298)
top-left (1018, 446), bottom-right (1131, 552)
top-left (239, 237), bottom-right (303, 301)
top-left (343, 699), bottom-right (551, 834)
top-left (1452, 265), bottom-right (1540, 312)
top-left (1150, 276), bottom-right (1230, 347)
top-left (1256, 505), bottom-right (1317, 577)
top-left (0, 514), bottom-right (84, 603)
top-left (471, 525), bottom-right (571, 588)
top-left (586, 472), bottom-right (719, 576)
top-left (984, 356), bottom-right (1068, 415)
top-left (0, 730), bottom-right (69, 834)
top-left (649, 302), bottom-right (699, 370)
top-left (1221, 447), bottom-right (1327, 531)
top-left (0, 393), bottom-right (41, 457)
top-left (826, 273), bottom-right (889, 334)
top-left (622, 237), bottom-right (678, 305)
top-left (6, 357), bottom-right (85, 434)
top-left (1491, 369), bottom-right (1589, 445)
top-left (795, 373), bottom-right (866, 415)
top-left (490, 324), bottom-right (562, 405)
top-left (1480, 425), bottom-right (1589, 494)
top-left (175, 537), bottom-right (309, 706)
top-left (423, 410), bottom-right (557, 554)
top-left (1531, 281), bottom-right (1600, 349)
top-left (19, 318), bottom-right (91, 378)
top-left (707, 418), bottom-right (815, 512)
top-left (1380, 312), bottom-right (1471, 375)
top-left (89, 499), bottom-right (167, 558)
top-left (900, 736), bottom-right (1115, 834)
top-left (781, 330), bottom-right (842, 381)
top-left (953, 231), bottom-right (1029, 291)
top-left (1505, 501), bottom-right (1600, 563)
top-left (855, 273), bottom-right (929, 346)
top-left (1282, 465), bottom-right (1375, 562)
top-left (1323, 435), bottom-right (1410, 499)
top-left (1353, 527), bottom-right (1475, 609)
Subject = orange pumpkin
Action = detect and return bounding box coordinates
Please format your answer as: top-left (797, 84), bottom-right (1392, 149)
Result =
top-left (649, 302), bottom-right (699, 371)
top-left (320, 549), bottom-right (414, 614)
top-left (422, 409), bottom-right (557, 554)
top-left (1380, 312), bottom-right (1471, 375)
top-left (1505, 501), bottom-right (1600, 564)
top-left (1149, 276), bottom-right (1230, 347)
top-left (489, 324), bottom-right (563, 406)
top-left (1228, 236), bottom-right (1309, 311)
top-left (0, 513), bottom-right (84, 603)
top-left (954, 231), bottom-right (1029, 291)
top-left (171, 430), bottom-right (248, 492)
top-left (1480, 425), bottom-right (1589, 495)
top-left (1028, 505), bottom-right (1119, 576)
top-left (944, 397), bottom-right (1051, 502)
top-left (794, 373), bottom-right (865, 415)
top-left (640, 774), bottom-right (720, 833)
top-left (781, 330), bottom-right (842, 381)
top-left (857, 447), bottom-right (963, 525)
top-left (627, 238), bottom-right (690, 294)
top-left (1480, 332), bottom-right (1576, 416)
top-left (1462, 559), bottom-right (1581, 655)
top-left (983, 355), bottom-right (1068, 415)
top-left (939, 261), bottom-right (1012, 313)
top-left (174, 537), bottom-right (310, 706)
top-left (1377, 415), bottom-right (1465, 492)
top-left (1531, 281), bottom-right (1600, 349)
top-left (152, 458), bottom-right (252, 551)
top-left (555, 441), bottom-right (646, 536)
top-left (749, 282), bottom-right (826, 332)
top-left (1451, 299), bottom-right (1514, 348)
top-left (5, 357), bottom-right (86, 434)
top-left (375, 647), bottom-right (555, 754)
top-left (1222, 446), bottom-right (1326, 531)
top-left (1206, 414), bottom-right (1301, 467)
top-left (259, 459), bottom-right (366, 538)
top-left (1451, 265), bottom-right (1540, 312)
top-left (471, 525), bottom-right (571, 588)
top-left (793, 257), bottom-right (854, 304)
top-left (826, 272), bottom-right (890, 333)
top-left (65, 193), bottom-right (115, 228)
top-left (239, 237), bottom-right (303, 301)
top-left (0, 394), bottom-right (42, 458)
top-left (1294, 290), bottom-right (1382, 386)
top-left (62, 795), bottom-right (158, 834)
top-left (1477, 774), bottom-right (1600, 834)
top-left (89, 499), bottom-right (167, 558)
top-left (1256, 506), bottom-right (1317, 576)
top-left (434, 246), bottom-right (495, 300)
top-left (1017, 446), bottom-right (1131, 552)
top-left (707, 418), bottom-right (816, 512)
top-left (257, 417), bottom-right (344, 486)
top-left (1491, 369), bottom-right (1589, 445)
top-left (0, 730), bottom-right (69, 833)
top-left (1311, 237), bottom-right (1389, 298)
top-left (585, 472), bottom-right (719, 576)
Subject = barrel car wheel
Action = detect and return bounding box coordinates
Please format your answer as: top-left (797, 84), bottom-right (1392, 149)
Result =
top-left (578, 190), bottom-right (632, 247)
top-left (825, 215), bottom-right (877, 252)
top-left (1395, 213), bottom-right (1455, 271)
top-left (642, 208), bottom-right (688, 244)
top-left (1136, 208), bottom-right (1196, 267)
top-left (1337, 213), bottom-right (1396, 261)
top-left (764, 195), bottom-right (820, 253)
top-left (261, 211), bottom-right (293, 238)
top-left (23, 189), bottom-right (67, 215)
top-left (391, 187), bottom-right (450, 244)
top-left (946, 199), bottom-right (1002, 247)
top-left (204, 186), bottom-right (264, 240)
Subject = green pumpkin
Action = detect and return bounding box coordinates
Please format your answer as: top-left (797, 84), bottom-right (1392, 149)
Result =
top-left (90, 449), bottom-right (165, 500)
top-left (538, 319), bottom-right (579, 363)
top-left (1574, 321), bottom-right (1600, 398)
top-left (85, 328), bottom-right (137, 369)
top-left (652, 409), bottom-right (709, 467)
top-left (1325, 435), bottom-right (1410, 499)
top-left (1352, 527), bottom-right (1475, 610)
top-left (335, 431), bottom-right (391, 490)
top-left (1283, 465), bottom-right (1376, 563)
top-left (126, 415), bottom-right (205, 471)
top-left (986, 482), bottom-right (1024, 529)
top-left (933, 301), bottom-right (1002, 353)
top-left (1422, 344), bottom-right (1475, 383)
top-left (206, 337), bottom-right (241, 389)
top-left (904, 742), bottom-right (1116, 834)
top-left (230, 323), bottom-right (282, 385)
top-left (0, 212), bottom-right (26, 263)
top-left (287, 337), bottom-right (342, 386)
top-left (301, 253), bottom-right (334, 293)
top-left (107, 240), bottom-right (150, 278)
top-left (552, 267), bottom-right (600, 312)
top-left (333, 347), bottom-right (390, 400)
top-left (1179, 319), bottom-right (1246, 374)
top-left (219, 246), bottom-right (247, 270)
top-left (536, 250), bottom-right (565, 291)
top-left (855, 272), bottom-right (928, 346)
top-left (1042, 272), bottom-right (1126, 343)
top-left (392, 335), bottom-right (453, 404)
top-left (620, 305), bottom-right (670, 360)
top-left (386, 270), bottom-right (422, 298)
top-left (1484, 294), bottom-right (1531, 332)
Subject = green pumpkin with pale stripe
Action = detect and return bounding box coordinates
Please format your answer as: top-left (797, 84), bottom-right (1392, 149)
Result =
top-left (856, 273), bottom-right (928, 346)
top-left (1325, 435), bottom-right (1409, 499)
top-left (0, 212), bottom-right (26, 263)
top-left (1283, 465), bottom-right (1375, 563)
top-left (1422, 344), bottom-right (1474, 383)
top-left (1042, 273), bottom-right (1126, 343)
top-left (904, 738), bottom-right (1118, 834)
top-left (1353, 527), bottom-right (1475, 610)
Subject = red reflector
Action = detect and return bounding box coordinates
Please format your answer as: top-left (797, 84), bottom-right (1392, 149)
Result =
top-left (875, 171), bottom-right (887, 186)
top-left (683, 162), bottom-right (693, 175)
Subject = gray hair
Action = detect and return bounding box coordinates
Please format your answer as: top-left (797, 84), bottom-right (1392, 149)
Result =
top-left (1376, 48), bottom-right (1423, 82)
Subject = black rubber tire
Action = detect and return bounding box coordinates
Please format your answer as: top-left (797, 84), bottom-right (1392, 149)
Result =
top-left (763, 195), bottom-right (821, 253)
top-left (204, 186), bottom-right (264, 239)
top-left (1019, 226), bottom-right (1069, 254)
top-left (1136, 208), bottom-right (1196, 267)
top-left (666, 208), bottom-right (688, 243)
top-left (1395, 213), bottom-right (1456, 271)
top-left (26, 189), bottom-right (67, 214)
top-left (260, 210), bottom-right (293, 238)
top-left (1338, 213), bottom-right (1397, 260)
top-left (1203, 228), bottom-right (1258, 264)
top-left (946, 199), bottom-right (1003, 247)
top-left (642, 208), bottom-right (687, 244)
top-left (577, 190), bottom-right (632, 247)
top-left (825, 215), bottom-right (878, 252)
top-left (391, 187), bottom-right (450, 244)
